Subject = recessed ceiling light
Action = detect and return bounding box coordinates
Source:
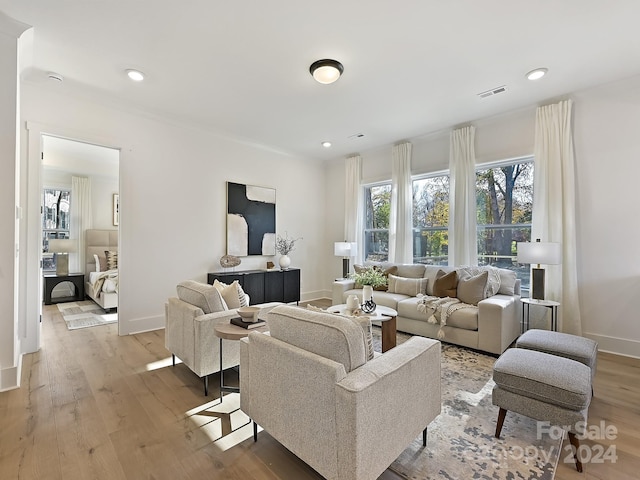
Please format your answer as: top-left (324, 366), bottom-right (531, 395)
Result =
top-left (309, 59), bottom-right (344, 84)
top-left (526, 68), bottom-right (548, 81)
top-left (126, 69), bottom-right (145, 82)
top-left (321, 141), bottom-right (332, 148)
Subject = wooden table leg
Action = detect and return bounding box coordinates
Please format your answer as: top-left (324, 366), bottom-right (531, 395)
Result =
top-left (381, 316), bottom-right (397, 352)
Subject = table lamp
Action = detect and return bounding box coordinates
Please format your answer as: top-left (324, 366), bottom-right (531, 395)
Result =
top-left (48, 239), bottom-right (77, 276)
top-left (334, 241), bottom-right (357, 279)
top-left (517, 239), bottom-right (562, 300)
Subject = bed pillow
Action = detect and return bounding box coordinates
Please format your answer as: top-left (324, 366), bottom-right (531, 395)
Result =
top-left (93, 254), bottom-right (101, 273)
top-left (176, 280), bottom-right (227, 314)
top-left (433, 270), bottom-right (458, 298)
top-left (105, 250), bottom-right (118, 270)
top-left (213, 279), bottom-right (249, 309)
top-left (387, 274), bottom-right (428, 296)
top-left (457, 271), bottom-right (489, 306)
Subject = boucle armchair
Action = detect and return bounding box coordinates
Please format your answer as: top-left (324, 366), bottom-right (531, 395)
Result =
top-left (240, 305), bottom-right (441, 480)
top-left (165, 280), bottom-right (281, 395)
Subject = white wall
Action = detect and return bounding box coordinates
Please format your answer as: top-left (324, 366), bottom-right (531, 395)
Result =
top-left (325, 76), bottom-right (640, 357)
top-left (20, 83), bottom-right (328, 340)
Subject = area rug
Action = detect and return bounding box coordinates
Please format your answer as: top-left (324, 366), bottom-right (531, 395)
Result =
top-left (57, 300), bottom-right (117, 330)
top-left (371, 328), bottom-right (561, 480)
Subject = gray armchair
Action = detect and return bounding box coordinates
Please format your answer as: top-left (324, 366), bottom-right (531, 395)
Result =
top-left (240, 305), bottom-right (441, 480)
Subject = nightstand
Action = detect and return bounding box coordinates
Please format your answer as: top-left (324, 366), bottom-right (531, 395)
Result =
top-left (43, 273), bottom-right (85, 305)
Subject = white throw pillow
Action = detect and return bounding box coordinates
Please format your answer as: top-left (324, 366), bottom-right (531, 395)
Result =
top-left (93, 254), bottom-right (101, 273)
top-left (497, 268), bottom-right (517, 295)
top-left (213, 279), bottom-right (248, 309)
top-left (387, 274), bottom-right (428, 296)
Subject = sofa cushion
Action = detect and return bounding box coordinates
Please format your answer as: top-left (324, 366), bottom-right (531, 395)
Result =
top-left (267, 305), bottom-right (368, 373)
top-left (433, 270), bottom-right (458, 298)
top-left (307, 305), bottom-right (374, 361)
top-left (456, 271), bottom-right (488, 306)
top-left (387, 274), bottom-right (428, 296)
top-left (447, 308), bottom-right (478, 330)
top-left (497, 268), bottom-right (518, 295)
top-left (176, 280), bottom-right (227, 314)
top-left (457, 266), bottom-right (501, 297)
top-left (423, 265), bottom-right (454, 296)
top-left (394, 263), bottom-right (426, 278)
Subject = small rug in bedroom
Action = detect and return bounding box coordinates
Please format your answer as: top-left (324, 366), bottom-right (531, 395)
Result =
top-left (371, 329), bottom-right (562, 480)
top-left (57, 300), bottom-right (117, 330)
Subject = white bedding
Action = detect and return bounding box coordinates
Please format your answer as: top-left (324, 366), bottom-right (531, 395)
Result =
top-left (88, 269), bottom-right (118, 299)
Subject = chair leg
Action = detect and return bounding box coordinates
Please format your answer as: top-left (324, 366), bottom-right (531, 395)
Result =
top-left (568, 432), bottom-right (583, 473)
top-left (422, 427), bottom-right (427, 447)
top-left (495, 408), bottom-right (507, 438)
top-left (203, 375), bottom-right (209, 396)
top-left (253, 421), bottom-right (258, 442)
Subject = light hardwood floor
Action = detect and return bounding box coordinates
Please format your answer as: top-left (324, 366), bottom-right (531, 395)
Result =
top-left (1, 303), bottom-right (638, 479)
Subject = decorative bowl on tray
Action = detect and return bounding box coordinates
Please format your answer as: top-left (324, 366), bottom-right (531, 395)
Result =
top-left (237, 306), bottom-right (260, 322)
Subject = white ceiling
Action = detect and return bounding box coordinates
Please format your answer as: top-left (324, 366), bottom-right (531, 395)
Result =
top-left (3, 1), bottom-right (640, 161)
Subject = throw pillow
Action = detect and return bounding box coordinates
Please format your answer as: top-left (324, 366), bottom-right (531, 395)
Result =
top-left (105, 250), bottom-right (118, 270)
top-left (497, 268), bottom-right (518, 295)
top-left (213, 279), bottom-right (248, 309)
top-left (457, 266), bottom-right (501, 297)
top-left (387, 274), bottom-right (428, 296)
top-left (176, 280), bottom-right (227, 314)
top-left (433, 270), bottom-right (458, 297)
top-left (457, 271), bottom-right (489, 306)
top-left (93, 254), bottom-right (101, 273)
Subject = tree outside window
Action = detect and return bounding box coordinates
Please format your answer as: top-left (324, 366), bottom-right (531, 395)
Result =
top-left (412, 174), bottom-right (449, 265)
top-left (363, 183), bottom-right (391, 261)
top-left (42, 189), bottom-right (71, 271)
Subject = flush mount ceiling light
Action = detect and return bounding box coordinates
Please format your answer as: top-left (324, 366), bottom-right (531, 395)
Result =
top-left (126, 69), bottom-right (145, 82)
top-left (321, 141), bottom-right (332, 148)
top-left (309, 59), bottom-right (344, 84)
top-left (526, 68), bottom-right (548, 80)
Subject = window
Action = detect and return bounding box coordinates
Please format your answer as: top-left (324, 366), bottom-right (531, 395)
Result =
top-left (363, 183), bottom-right (391, 261)
top-left (42, 188), bottom-right (71, 272)
top-left (476, 157), bottom-right (534, 290)
top-left (412, 174), bottom-right (450, 265)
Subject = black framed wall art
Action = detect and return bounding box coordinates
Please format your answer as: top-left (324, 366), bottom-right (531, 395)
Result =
top-left (226, 182), bottom-right (276, 256)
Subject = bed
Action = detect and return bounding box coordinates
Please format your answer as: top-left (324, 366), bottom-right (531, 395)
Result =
top-left (85, 229), bottom-right (118, 311)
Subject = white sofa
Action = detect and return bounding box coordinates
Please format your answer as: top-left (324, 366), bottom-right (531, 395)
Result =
top-left (165, 280), bottom-right (282, 395)
top-left (240, 305), bottom-right (441, 480)
top-left (333, 263), bottom-right (521, 355)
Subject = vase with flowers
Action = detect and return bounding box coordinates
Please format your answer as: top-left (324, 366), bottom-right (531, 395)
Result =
top-left (350, 266), bottom-right (386, 313)
top-left (275, 232), bottom-right (302, 270)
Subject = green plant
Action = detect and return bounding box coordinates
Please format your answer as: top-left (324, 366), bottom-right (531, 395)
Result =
top-left (350, 267), bottom-right (387, 288)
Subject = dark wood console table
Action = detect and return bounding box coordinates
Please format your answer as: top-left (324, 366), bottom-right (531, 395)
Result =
top-left (207, 268), bottom-right (300, 305)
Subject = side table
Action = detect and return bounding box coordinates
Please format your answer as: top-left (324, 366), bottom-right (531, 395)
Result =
top-left (521, 298), bottom-right (560, 333)
top-left (43, 273), bottom-right (85, 305)
top-left (213, 322), bottom-right (268, 402)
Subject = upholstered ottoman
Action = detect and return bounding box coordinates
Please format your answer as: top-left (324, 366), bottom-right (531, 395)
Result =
top-left (517, 329), bottom-right (598, 380)
top-left (492, 348), bottom-right (592, 472)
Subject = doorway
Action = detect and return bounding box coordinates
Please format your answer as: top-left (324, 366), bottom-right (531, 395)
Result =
top-left (41, 135), bottom-right (120, 322)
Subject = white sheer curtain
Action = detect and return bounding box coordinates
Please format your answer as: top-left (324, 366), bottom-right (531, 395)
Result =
top-left (344, 155), bottom-right (363, 265)
top-left (449, 126), bottom-right (477, 266)
top-left (389, 142), bottom-right (413, 263)
top-left (70, 176), bottom-right (93, 273)
top-left (533, 99), bottom-right (581, 335)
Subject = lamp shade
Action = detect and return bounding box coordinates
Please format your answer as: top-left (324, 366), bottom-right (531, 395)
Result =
top-left (334, 242), bottom-right (357, 257)
top-left (517, 240), bottom-right (561, 265)
top-left (48, 239), bottom-right (77, 253)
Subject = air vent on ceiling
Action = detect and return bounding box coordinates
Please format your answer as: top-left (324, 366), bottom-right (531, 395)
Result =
top-left (477, 85), bottom-right (507, 99)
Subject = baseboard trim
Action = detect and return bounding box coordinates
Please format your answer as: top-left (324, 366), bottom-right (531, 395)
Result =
top-left (121, 314), bottom-right (165, 336)
top-left (584, 332), bottom-right (640, 359)
top-left (0, 354), bottom-right (22, 391)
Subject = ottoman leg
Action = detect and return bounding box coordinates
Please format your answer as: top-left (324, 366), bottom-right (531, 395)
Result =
top-left (568, 432), bottom-right (583, 473)
top-left (495, 407), bottom-right (507, 438)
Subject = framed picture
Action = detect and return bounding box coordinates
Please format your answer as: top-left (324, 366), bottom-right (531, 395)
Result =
top-left (227, 182), bottom-right (276, 256)
top-left (113, 194), bottom-right (119, 226)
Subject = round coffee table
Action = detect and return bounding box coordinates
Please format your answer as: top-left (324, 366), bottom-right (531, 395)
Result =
top-left (327, 304), bottom-right (398, 352)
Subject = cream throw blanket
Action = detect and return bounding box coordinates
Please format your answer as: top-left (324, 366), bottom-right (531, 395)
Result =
top-left (416, 294), bottom-right (478, 339)
top-left (89, 269), bottom-right (118, 298)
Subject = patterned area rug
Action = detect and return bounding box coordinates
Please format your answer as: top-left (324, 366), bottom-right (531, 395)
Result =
top-left (57, 300), bottom-right (117, 330)
top-left (371, 328), bottom-right (561, 480)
